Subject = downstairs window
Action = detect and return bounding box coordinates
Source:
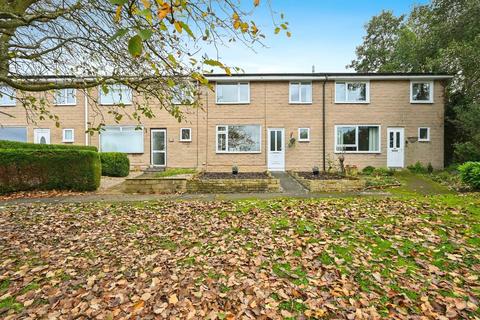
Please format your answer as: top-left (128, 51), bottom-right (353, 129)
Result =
top-left (335, 125), bottom-right (380, 152)
top-left (216, 125), bottom-right (261, 153)
top-left (100, 126), bottom-right (144, 153)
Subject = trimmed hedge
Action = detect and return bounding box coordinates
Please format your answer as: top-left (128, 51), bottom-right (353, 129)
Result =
top-left (0, 149), bottom-right (101, 193)
top-left (100, 152), bottom-right (130, 177)
top-left (0, 140), bottom-right (97, 152)
top-left (458, 162), bottom-right (480, 189)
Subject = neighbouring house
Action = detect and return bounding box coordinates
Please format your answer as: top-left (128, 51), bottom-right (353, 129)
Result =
top-left (0, 73), bottom-right (451, 172)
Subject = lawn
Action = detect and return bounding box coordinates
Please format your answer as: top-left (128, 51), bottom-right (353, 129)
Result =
top-left (0, 195), bottom-right (479, 319)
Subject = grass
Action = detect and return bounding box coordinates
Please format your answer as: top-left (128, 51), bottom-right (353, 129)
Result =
top-left (154, 168), bottom-right (196, 178)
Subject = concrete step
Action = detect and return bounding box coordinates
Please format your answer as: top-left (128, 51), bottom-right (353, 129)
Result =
top-left (144, 166), bottom-right (166, 173)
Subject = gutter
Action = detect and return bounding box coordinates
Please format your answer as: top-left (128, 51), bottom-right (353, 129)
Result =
top-left (322, 75), bottom-right (327, 172)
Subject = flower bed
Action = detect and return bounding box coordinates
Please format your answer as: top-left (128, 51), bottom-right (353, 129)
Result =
top-left (188, 172), bottom-right (280, 193)
top-left (290, 171), bottom-right (365, 192)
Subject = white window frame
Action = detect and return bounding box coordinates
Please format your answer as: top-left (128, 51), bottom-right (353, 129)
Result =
top-left (410, 81), bottom-right (434, 103)
top-left (334, 124), bottom-right (381, 153)
top-left (215, 125), bottom-right (262, 154)
top-left (54, 88), bottom-right (77, 106)
top-left (99, 84), bottom-right (133, 105)
top-left (215, 82), bottom-right (250, 104)
top-left (99, 126), bottom-right (144, 153)
top-left (418, 127), bottom-right (430, 142)
top-left (62, 128), bottom-right (75, 142)
top-left (179, 128), bottom-right (192, 142)
top-left (298, 128), bottom-right (310, 142)
top-left (334, 81), bottom-right (370, 104)
top-left (0, 126), bottom-right (27, 142)
top-left (289, 82), bottom-right (312, 104)
top-left (0, 86), bottom-right (16, 107)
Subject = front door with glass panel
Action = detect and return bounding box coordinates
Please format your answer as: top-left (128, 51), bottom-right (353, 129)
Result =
top-left (387, 128), bottom-right (404, 168)
top-left (268, 128), bottom-right (285, 171)
top-left (151, 129), bottom-right (166, 166)
top-left (33, 128), bottom-right (50, 144)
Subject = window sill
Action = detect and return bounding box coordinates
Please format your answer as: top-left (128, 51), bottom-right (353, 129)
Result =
top-left (215, 102), bottom-right (250, 105)
top-left (334, 151), bottom-right (381, 154)
top-left (63, 141), bottom-right (74, 143)
top-left (100, 103), bottom-right (133, 106)
top-left (216, 151), bottom-right (262, 154)
top-left (418, 140), bottom-right (430, 142)
top-left (179, 140), bottom-right (192, 142)
top-left (0, 105), bottom-right (16, 107)
top-left (298, 139), bottom-right (310, 142)
top-left (410, 101), bottom-right (434, 104)
top-left (289, 102), bottom-right (312, 105)
top-left (334, 101), bottom-right (370, 104)
top-left (55, 104), bottom-right (77, 107)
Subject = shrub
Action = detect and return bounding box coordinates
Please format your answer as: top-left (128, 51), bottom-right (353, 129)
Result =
top-left (0, 149), bottom-right (101, 193)
top-left (427, 162), bottom-right (434, 173)
top-left (100, 152), bottom-right (130, 177)
top-left (407, 161), bottom-right (428, 174)
top-left (458, 162), bottom-right (480, 189)
top-left (362, 166), bottom-right (375, 175)
top-left (372, 167), bottom-right (394, 176)
top-left (0, 140), bottom-right (97, 152)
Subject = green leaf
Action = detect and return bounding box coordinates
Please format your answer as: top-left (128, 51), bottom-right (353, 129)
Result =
top-left (137, 29), bottom-right (153, 40)
top-left (179, 22), bottom-right (195, 39)
top-left (108, 28), bottom-right (128, 43)
top-left (203, 59), bottom-right (224, 67)
top-left (108, 0), bottom-right (127, 5)
top-left (274, 27), bottom-right (280, 34)
top-left (128, 35), bottom-right (143, 57)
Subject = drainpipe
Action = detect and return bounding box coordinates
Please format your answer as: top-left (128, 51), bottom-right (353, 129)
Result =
top-left (84, 89), bottom-right (89, 146)
top-left (322, 75), bottom-right (328, 172)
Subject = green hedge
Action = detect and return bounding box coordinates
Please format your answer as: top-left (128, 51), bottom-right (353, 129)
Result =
top-left (100, 152), bottom-right (130, 177)
top-left (0, 149), bottom-right (101, 193)
top-left (458, 162), bottom-right (480, 189)
top-left (0, 140), bottom-right (97, 152)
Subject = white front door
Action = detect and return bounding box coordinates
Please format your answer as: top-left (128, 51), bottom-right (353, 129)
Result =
top-left (151, 129), bottom-right (166, 166)
top-left (268, 128), bottom-right (285, 171)
top-left (34, 129), bottom-right (50, 144)
top-left (387, 128), bottom-right (404, 168)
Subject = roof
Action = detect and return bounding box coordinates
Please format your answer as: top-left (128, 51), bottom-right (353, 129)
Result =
top-left (205, 72), bottom-right (453, 81)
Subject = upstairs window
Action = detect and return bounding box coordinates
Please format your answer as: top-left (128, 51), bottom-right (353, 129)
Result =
top-left (411, 81), bottom-right (433, 103)
top-left (100, 84), bottom-right (132, 105)
top-left (216, 82), bottom-right (249, 104)
top-left (335, 125), bottom-right (380, 152)
top-left (335, 81), bottom-right (369, 103)
top-left (216, 125), bottom-right (261, 153)
top-left (0, 86), bottom-right (16, 106)
top-left (289, 82), bottom-right (312, 103)
top-left (172, 85), bottom-right (195, 105)
top-left (54, 89), bottom-right (76, 105)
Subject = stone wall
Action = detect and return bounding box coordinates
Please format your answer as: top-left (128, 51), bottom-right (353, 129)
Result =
top-left (290, 172), bottom-right (365, 192)
top-left (123, 177), bottom-right (188, 194)
top-left (187, 177), bottom-right (280, 193)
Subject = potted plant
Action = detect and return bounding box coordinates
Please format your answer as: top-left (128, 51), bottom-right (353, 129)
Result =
top-left (312, 166), bottom-right (320, 176)
top-left (232, 164), bottom-right (239, 175)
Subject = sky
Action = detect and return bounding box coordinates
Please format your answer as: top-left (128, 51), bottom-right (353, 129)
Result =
top-left (206, 0), bottom-right (430, 73)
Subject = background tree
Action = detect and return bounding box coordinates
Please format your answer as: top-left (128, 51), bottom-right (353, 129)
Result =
top-left (0, 0), bottom-right (289, 129)
top-left (348, 0), bottom-right (480, 164)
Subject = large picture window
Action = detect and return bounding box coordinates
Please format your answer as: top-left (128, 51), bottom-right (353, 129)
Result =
top-left (411, 81), bottom-right (433, 103)
top-left (0, 127), bottom-right (27, 142)
top-left (289, 82), bottom-right (312, 103)
top-left (335, 81), bottom-right (369, 103)
top-left (216, 125), bottom-right (261, 153)
top-left (335, 125), bottom-right (380, 152)
top-left (0, 86), bottom-right (16, 106)
top-left (100, 126), bottom-right (143, 153)
top-left (99, 84), bottom-right (132, 105)
top-left (216, 82), bottom-right (249, 104)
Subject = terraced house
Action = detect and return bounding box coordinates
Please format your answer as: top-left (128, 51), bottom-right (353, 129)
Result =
top-left (0, 73), bottom-right (451, 172)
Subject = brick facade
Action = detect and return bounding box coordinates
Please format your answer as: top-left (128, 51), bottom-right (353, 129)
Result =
top-left (0, 75), bottom-right (447, 171)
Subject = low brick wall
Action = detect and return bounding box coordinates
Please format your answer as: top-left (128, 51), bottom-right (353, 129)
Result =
top-left (187, 173), bottom-right (280, 193)
top-left (290, 171), bottom-right (366, 192)
top-left (124, 177), bottom-right (188, 194)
